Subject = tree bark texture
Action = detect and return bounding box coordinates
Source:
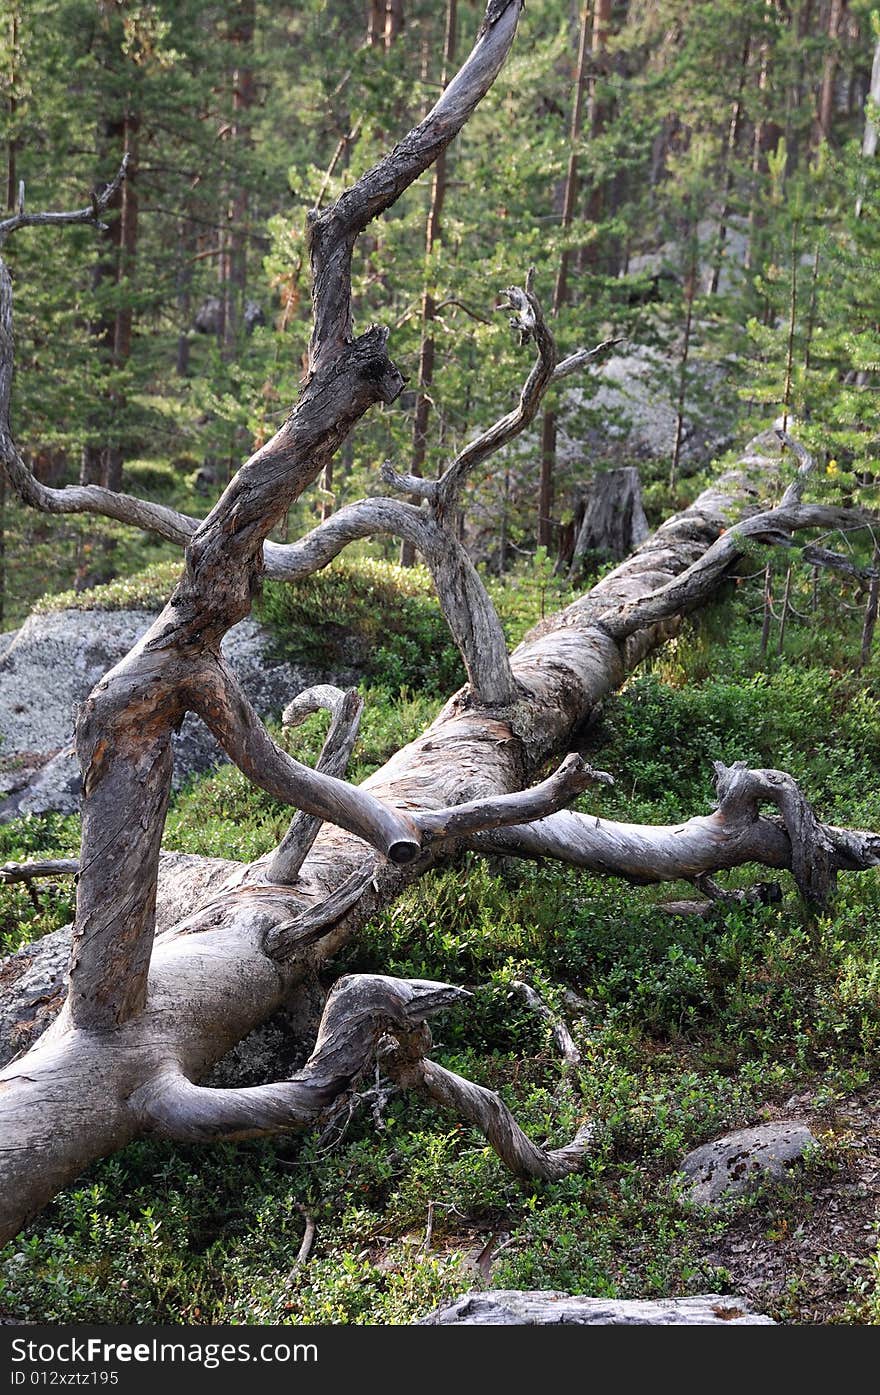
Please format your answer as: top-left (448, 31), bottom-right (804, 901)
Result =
top-left (1, 3), bottom-right (878, 1248)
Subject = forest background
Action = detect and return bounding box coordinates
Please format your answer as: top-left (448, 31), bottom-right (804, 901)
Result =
top-left (3, 0), bottom-right (880, 1326)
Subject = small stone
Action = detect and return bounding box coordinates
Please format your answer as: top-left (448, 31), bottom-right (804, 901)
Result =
top-left (679, 1121), bottom-right (818, 1205)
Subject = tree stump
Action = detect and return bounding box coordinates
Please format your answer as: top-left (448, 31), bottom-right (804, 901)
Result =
top-left (567, 465), bottom-right (649, 575)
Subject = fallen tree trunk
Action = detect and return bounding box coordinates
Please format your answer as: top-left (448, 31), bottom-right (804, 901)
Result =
top-left (1, 1), bottom-right (878, 1247)
top-left (420, 1290), bottom-right (775, 1325)
top-left (2, 441), bottom-right (878, 1242)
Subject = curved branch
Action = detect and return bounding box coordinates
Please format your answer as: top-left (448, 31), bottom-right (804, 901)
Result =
top-left (415, 753), bottom-right (612, 842)
top-left (466, 761), bottom-right (880, 911)
top-left (131, 974), bottom-right (469, 1141)
top-left (0, 439), bottom-right (200, 544)
top-left (776, 429), bottom-right (816, 506)
top-left (307, 1), bottom-right (524, 374)
top-left (433, 278), bottom-right (557, 509)
top-left (133, 969), bottom-right (592, 1183)
top-left (265, 686), bottom-right (364, 885)
top-left (393, 1053), bottom-right (594, 1181)
top-left (599, 496), bottom-right (876, 643)
top-left (265, 497), bottom-right (518, 705)
top-left (263, 497), bottom-right (434, 578)
top-left (511, 981), bottom-right (581, 1065)
top-left (189, 659), bottom-right (422, 865)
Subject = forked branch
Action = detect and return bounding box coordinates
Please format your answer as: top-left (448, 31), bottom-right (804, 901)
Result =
top-left (0, 155), bottom-right (128, 246)
top-left (133, 971), bottom-right (592, 1182)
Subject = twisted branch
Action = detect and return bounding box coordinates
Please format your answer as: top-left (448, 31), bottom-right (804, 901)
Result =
top-left (264, 686), bottom-right (364, 885)
top-left (467, 760), bottom-right (880, 911)
top-left (132, 969), bottom-right (592, 1180)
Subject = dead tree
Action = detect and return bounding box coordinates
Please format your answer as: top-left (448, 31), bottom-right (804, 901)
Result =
top-left (1, 2), bottom-right (880, 1247)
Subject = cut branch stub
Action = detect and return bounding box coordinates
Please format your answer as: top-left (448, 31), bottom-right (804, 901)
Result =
top-left (190, 659), bottom-right (421, 865)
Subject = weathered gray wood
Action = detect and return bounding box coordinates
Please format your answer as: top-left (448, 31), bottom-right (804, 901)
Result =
top-left (0, 858), bottom-right (79, 884)
top-left (0, 444), bottom-right (874, 1245)
top-left (266, 686), bottom-right (365, 885)
top-left (421, 1291), bottom-right (775, 1325)
top-left (469, 761), bottom-right (880, 909)
top-left (511, 980), bottom-right (581, 1065)
top-left (132, 974), bottom-right (467, 1142)
top-left (1, 3), bottom-right (878, 1251)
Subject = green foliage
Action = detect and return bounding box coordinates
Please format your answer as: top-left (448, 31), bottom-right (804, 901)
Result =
top-left (257, 560), bottom-right (464, 698)
top-left (0, 813), bottom-right (79, 955)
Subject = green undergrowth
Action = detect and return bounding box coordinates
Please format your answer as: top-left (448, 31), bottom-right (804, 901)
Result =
top-left (30, 551), bottom-right (576, 700)
top-left (2, 566), bottom-right (880, 1323)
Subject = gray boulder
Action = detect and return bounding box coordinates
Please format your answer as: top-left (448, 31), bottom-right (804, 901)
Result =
top-left (0, 608), bottom-right (318, 819)
top-left (680, 1121), bottom-right (818, 1206)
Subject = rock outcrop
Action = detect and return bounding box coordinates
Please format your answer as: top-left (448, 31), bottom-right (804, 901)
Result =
top-left (0, 608), bottom-right (318, 819)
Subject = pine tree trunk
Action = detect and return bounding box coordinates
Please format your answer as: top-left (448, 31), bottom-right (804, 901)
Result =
top-left (401, 0), bottom-right (457, 567)
top-left (708, 35), bottom-right (750, 296)
top-left (79, 116), bottom-right (125, 489)
top-left (385, 0), bottom-right (404, 48)
top-left (222, 0), bottom-right (255, 362)
top-left (537, 0), bottom-right (591, 556)
top-left (816, 0), bottom-right (847, 145)
top-left (367, 1), bottom-right (383, 46)
top-left (4, 7), bottom-right (17, 216)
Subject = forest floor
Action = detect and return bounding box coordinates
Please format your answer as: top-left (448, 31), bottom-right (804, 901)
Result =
top-left (698, 1084), bottom-right (880, 1323)
top-left (2, 539), bottom-right (880, 1326)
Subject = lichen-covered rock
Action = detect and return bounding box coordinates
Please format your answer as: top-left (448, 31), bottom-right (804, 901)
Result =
top-left (421, 1290), bottom-right (775, 1325)
top-left (0, 609), bottom-right (320, 819)
top-left (680, 1121), bottom-right (818, 1205)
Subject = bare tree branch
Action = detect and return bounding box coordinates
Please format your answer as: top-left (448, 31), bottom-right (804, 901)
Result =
top-left (0, 156), bottom-right (129, 245)
top-left (511, 980), bottom-right (581, 1065)
top-left (414, 753), bottom-right (612, 842)
top-left (265, 497), bottom-right (518, 705)
top-left (307, 1), bottom-right (524, 375)
top-left (189, 659), bottom-right (422, 865)
top-left (467, 761), bottom-right (880, 911)
top-left (0, 859), bottom-right (79, 884)
top-left (265, 686), bottom-right (365, 885)
top-left (131, 974), bottom-right (468, 1141)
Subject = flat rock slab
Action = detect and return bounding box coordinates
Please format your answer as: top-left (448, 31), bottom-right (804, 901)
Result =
top-left (421, 1291), bottom-right (775, 1325)
top-left (680, 1121), bottom-right (818, 1205)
